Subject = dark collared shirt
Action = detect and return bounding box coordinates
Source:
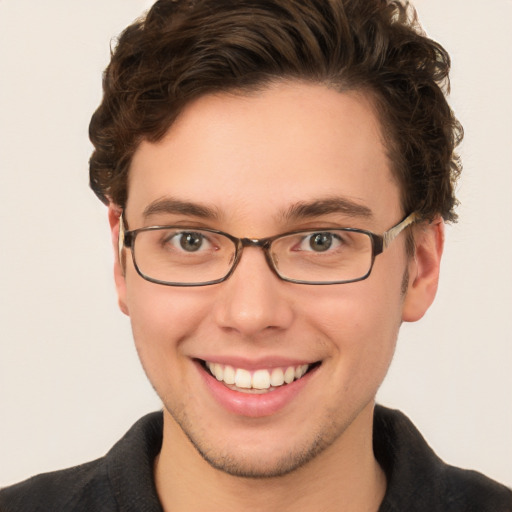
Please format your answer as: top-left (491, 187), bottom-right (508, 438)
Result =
top-left (1, 406), bottom-right (511, 511)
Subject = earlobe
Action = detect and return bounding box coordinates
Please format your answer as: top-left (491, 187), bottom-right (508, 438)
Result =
top-left (402, 217), bottom-right (444, 322)
top-left (108, 204), bottom-right (130, 316)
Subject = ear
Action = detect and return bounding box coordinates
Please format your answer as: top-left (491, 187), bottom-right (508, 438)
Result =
top-left (402, 217), bottom-right (444, 322)
top-left (108, 203), bottom-right (129, 316)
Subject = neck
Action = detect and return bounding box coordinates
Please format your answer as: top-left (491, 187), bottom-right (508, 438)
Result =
top-left (154, 402), bottom-right (385, 512)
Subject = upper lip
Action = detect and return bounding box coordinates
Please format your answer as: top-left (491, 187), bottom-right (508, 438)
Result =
top-left (194, 355), bottom-right (319, 370)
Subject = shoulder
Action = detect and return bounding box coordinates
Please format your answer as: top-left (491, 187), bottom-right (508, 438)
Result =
top-left (0, 457), bottom-right (117, 512)
top-left (0, 411), bottom-right (164, 512)
top-left (439, 465), bottom-right (512, 512)
top-left (375, 405), bottom-right (512, 512)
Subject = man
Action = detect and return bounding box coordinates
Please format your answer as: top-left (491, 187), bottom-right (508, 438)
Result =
top-left (1, 0), bottom-right (510, 510)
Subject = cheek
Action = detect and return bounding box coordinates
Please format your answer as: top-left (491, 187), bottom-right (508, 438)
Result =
top-left (124, 277), bottom-right (212, 367)
top-left (304, 272), bottom-right (404, 340)
top-left (300, 262), bottom-right (405, 376)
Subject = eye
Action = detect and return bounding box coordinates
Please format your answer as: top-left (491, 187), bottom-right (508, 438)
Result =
top-left (300, 232), bottom-right (343, 252)
top-left (309, 232), bottom-right (335, 252)
top-left (166, 231), bottom-right (211, 252)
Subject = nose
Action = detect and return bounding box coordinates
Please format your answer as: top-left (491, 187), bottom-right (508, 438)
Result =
top-left (212, 246), bottom-right (294, 338)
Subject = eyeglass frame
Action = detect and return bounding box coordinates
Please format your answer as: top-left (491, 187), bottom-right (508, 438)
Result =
top-left (118, 211), bottom-right (420, 287)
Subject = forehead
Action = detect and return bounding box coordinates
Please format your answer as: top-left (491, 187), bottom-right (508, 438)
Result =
top-left (126, 81), bottom-right (401, 230)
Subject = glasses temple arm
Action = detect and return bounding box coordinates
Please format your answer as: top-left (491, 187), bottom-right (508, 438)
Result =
top-left (382, 212), bottom-right (421, 249)
top-left (118, 214), bottom-right (126, 262)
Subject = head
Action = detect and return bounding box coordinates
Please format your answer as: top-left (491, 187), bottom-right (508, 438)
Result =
top-left (89, 0), bottom-right (461, 479)
top-left (89, 0), bottom-right (462, 221)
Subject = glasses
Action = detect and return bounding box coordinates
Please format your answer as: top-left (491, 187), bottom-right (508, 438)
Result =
top-left (119, 212), bottom-right (420, 286)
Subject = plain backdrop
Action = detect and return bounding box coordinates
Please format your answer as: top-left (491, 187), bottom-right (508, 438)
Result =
top-left (0, 0), bottom-right (511, 489)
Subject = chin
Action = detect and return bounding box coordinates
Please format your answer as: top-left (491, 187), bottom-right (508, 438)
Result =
top-left (166, 401), bottom-right (348, 480)
top-left (193, 437), bottom-right (330, 479)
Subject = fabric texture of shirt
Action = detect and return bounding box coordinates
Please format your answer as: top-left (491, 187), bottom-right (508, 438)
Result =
top-left (1, 406), bottom-right (510, 511)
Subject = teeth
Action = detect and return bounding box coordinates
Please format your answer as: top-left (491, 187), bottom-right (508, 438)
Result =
top-left (235, 368), bottom-right (252, 388)
top-left (223, 365), bottom-right (236, 385)
top-left (213, 364), bottom-right (224, 381)
top-left (252, 369), bottom-right (270, 390)
top-left (205, 362), bottom-right (310, 391)
top-left (284, 366), bottom-right (295, 384)
top-left (295, 365), bottom-right (307, 379)
top-left (270, 368), bottom-right (285, 387)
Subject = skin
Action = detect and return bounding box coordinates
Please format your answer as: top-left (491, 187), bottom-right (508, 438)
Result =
top-left (109, 81), bottom-right (443, 511)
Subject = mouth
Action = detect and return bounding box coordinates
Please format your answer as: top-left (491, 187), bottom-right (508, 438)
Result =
top-left (199, 360), bottom-right (321, 394)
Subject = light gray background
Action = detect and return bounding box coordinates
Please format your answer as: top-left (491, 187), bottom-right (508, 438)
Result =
top-left (1, 0), bottom-right (511, 488)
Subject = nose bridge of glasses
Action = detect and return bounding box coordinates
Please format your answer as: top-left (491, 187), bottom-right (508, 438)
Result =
top-left (233, 237), bottom-right (279, 275)
top-left (239, 237), bottom-right (275, 259)
top-left (239, 237), bottom-right (270, 248)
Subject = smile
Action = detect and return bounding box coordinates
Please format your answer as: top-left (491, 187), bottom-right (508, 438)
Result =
top-left (203, 361), bottom-right (315, 393)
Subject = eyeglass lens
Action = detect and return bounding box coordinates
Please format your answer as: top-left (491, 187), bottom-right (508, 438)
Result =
top-left (130, 227), bottom-right (374, 285)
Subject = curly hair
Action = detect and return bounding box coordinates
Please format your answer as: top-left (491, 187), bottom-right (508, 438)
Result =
top-left (89, 0), bottom-right (462, 222)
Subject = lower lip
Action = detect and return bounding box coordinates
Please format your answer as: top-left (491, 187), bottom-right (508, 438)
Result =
top-left (196, 361), bottom-right (317, 418)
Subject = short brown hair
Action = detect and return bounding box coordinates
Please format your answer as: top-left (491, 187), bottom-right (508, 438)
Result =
top-left (89, 0), bottom-right (462, 222)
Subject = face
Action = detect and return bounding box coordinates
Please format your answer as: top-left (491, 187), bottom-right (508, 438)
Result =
top-left (112, 81), bottom-right (440, 478)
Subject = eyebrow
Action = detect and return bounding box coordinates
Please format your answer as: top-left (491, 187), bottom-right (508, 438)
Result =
top-left (141, 195), bottom-right (373, 224)
top-left (280, 197), bottom-right (373, 222)
top-left (142, 197), bottom-right (220, 220)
